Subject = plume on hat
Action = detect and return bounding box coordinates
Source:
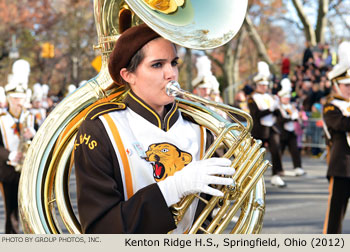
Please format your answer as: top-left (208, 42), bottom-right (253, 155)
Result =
top-left (11, 59), bottom-right (31, 89)
top-left (192, 55), bottom-right (220, 93)
top-left (5, 59), bottom-right (30, 97)
top-left (328, 41), bottom-right (350, 82)
top-left (253, 61), bottom-right (270, 84)
top-left (278, 78), bottom-right (292, 97)
top-left (42, 84), bottom-right (49, 98)
top-left (32, 83), bottom-right (44, 102)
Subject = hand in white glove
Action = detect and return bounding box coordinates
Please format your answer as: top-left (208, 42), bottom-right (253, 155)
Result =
top-left (158, 158), bottom-right (235, 207)
top-left (269, 97), bottom-right (280, 112)
top-left (291, 112), bottom-right (299, 120)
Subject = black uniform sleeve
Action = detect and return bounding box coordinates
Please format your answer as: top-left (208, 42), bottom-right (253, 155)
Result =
top-left (323, 104), bottom-right (350, 132)
top-left (277, 112), bottom-right (293, 125)
top-left (0, 134), bottom-right (10, 163)
top-left (247, 97), bottom-right (272, 119)
top-left (74, 118), bottom-right (176, 234)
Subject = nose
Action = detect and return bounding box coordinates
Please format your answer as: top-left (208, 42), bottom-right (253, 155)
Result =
top-left (164, 63), bottom-right (177, 81)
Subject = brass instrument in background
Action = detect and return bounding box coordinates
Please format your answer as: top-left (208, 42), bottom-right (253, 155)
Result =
top-left (19, 0), bottom-right (270, 234)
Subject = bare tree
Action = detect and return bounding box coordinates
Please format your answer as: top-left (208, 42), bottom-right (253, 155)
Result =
top-left (243, 15), bottom-right (278, 75)
top-left (291, 0), bottom-right (329, 46)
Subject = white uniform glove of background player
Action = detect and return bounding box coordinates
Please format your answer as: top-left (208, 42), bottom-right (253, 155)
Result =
top-left (158, 158), bottom-right (235, 207)
top-left (269, 96), bottom-right (280, 112)
top-left (291, 108), bottom-right (299, 121)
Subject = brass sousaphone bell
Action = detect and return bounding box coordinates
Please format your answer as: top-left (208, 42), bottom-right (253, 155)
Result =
top-left (19, 0), bottom-right (270, 234)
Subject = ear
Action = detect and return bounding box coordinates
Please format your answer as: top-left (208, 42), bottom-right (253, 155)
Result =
top-left (120, 68), bottom-right (135, 86)
top-left (181, 153), bottom-right (192, 164)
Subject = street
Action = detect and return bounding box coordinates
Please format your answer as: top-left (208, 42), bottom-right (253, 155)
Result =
top-left (0, 154), bottom-right (349, 234)
top-left (262, 154), bottom-right (350, 234)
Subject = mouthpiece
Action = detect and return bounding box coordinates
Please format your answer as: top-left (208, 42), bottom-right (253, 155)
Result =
top-left (166, 81), bottom-right (181, 97)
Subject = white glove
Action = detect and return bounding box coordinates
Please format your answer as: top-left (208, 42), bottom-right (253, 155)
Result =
top-left (291, 109), bottom-right (299, 120)
top-left (8, 151), bottom-right (19, 166)
top-left (269, 97), bottom-right (280, 112)
top-left (158, 158), bottom-right (235, 207)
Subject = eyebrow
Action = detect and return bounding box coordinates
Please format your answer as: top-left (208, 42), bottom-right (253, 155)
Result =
top-left (150, 56), bottom-right (179, 63)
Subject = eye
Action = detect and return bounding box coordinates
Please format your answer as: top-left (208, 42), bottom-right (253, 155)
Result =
top-left (151, 62), bottom-right (162, 68)
top-left (171, 59), bottom-right (179, 67)
top-left (161, 148), bottom-right (169, 153)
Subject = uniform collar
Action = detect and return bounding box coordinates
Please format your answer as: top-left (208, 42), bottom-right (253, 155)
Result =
top-left (124, 90), bottom-right (179, 131)
top-left (332, 94), bottom-right (350, 102)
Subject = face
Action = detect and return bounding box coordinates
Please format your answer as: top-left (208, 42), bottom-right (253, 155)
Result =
top-left (8, 95), bottom-right (26, 117)
top-left (256, 84), bottom-right (268, 93)
top-left (33, 100), bottom-right (42, 109)
top-left (121, 38), bottom-right (178, 114)
top-left (338, 83), bottom-right (350, 99)
top-left (280, 96), bottom-right (290, 104)
top-left (195, 87), bottom-right (210, 97)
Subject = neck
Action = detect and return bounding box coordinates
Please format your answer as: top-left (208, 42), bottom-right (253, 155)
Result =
top-left (9, 107), bottom-right (21, 119)
top-left (155, 106), bottom-right (165, 120)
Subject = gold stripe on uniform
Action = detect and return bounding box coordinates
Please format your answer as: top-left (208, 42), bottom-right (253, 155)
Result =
top-left (102, 114), bottom-right (134, 199)
top-left (200, 126), bottom-right (205, 160)
top-left (323, 176), bottom-right (334, 234)
top-left (0, 117), bottom-right (9, 149)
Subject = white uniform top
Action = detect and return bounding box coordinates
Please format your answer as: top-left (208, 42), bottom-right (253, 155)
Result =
top-left (30, 107), bottom-right (47, 126)
top-left (252, 93), bottom-right (278, 126)
top-left (280, 103), bottom-right (299, 132)
top-left (0, 110), bottom-right (36, 164)
top-left (99, 107), bottom-right (206, 234)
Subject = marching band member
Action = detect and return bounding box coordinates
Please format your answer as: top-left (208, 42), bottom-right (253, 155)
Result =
top-left (41, 84), bottom-right (50, 110)
top-left (192, 55), bottom-right (218, 98)
top-left (248, 61), bottom-right (286, 187)
top-left (31, 83), bottom-right (47, 128)
top-left (277, 78), bottom-right (305, 176)
top-left (74, 24), bottom-right (235, 234)
top-left (322, 41), bottom-right (350, 234)
top-left (0, 59), bottom-right (36, 233)
top-left (192, 55), bottom-right (227, 119)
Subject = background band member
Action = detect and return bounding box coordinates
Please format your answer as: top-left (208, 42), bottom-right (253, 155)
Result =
top-left (30, 83), bottom-right (47, 128)
top-left (0, 60), bottom-right (36, 233)
top-left (277, 78), bottom-right (305, 176)
top-left (191, 55), bottom-right (227, 120)
top-left (322, 41), bottom-right (350, 234)
top-left (74, 24), bottom-right (235, 234)
top-left (248, 61), bottom-right (286, 187)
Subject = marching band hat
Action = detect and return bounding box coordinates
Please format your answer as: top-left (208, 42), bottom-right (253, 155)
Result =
top-left (108, 24), bottom-right (160, 85)
top-left (278, 78), bottom-right (292, 98)
top-left (5, 81), bottom-right (27, 98)
top-left (253, 61), bottom-right (270, 85)
top-left (42, 84), bottom-right (49, 98)
top-left (328, 41), bottom-right (350, 84)
top-left (32, 83), bottom-right (44, 102)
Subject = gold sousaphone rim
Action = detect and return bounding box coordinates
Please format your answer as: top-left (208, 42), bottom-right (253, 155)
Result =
top-left (142, 0), bottom-right (185, 14)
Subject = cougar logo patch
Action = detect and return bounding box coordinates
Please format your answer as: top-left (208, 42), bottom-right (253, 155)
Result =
top-left (145, 143), bottom-right (192, 182)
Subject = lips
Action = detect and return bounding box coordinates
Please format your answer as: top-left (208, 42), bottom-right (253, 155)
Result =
top-left (153, 161), bottom-right (165, 180)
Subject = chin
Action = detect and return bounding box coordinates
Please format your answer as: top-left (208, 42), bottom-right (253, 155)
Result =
top-left (167, 96), bottom-right (175, 104)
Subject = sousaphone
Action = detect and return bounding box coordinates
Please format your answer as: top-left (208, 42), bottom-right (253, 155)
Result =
top-left (19, 0), bottom-right (270, 234)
